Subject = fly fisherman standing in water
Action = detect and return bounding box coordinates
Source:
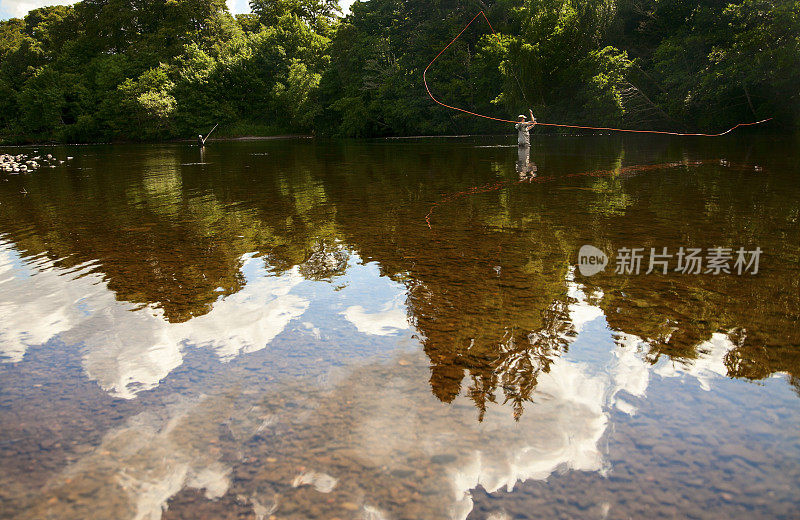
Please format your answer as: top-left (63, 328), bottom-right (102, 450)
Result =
top-left (515, 109), bottom-right (536, 146)
top-left (516, 109), bottom-right (538, 179)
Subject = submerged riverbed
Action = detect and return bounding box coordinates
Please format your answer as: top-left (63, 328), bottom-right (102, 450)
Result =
top-left (0, 135), bottom-right (798, 519)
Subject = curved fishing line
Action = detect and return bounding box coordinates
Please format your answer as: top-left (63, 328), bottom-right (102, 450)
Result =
top-left (423, 12), bottom-right (772, 136)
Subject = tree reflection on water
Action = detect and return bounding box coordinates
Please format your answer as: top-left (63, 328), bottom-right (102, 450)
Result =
top-left (0, 137), bottom-right (798, 420)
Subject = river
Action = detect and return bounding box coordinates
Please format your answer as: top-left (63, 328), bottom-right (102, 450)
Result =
top-left (0, 135), bottom-right (798, 519)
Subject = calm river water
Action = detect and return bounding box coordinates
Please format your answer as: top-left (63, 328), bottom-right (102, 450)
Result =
top-left (0, 135), bottom-right (798, 519)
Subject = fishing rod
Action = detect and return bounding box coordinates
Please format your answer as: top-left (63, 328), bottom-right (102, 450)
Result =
top-left (205, 123), bottom-right (219, 140)
top-left (198, 123), bottom-right (219, 146)
top-left (423, 12), bottom-right (772, 137)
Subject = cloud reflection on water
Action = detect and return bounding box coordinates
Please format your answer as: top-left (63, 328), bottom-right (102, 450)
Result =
top-left (342, 298), bottom-right (410, 336)
top-left (0, 239), bottom-right (772, 520)
top-left (0, 246), bottom-right (311, 398)
top-left (0, 242), bottom-right (417, 400)
top-left (12, 266), bottom-right (744, 520)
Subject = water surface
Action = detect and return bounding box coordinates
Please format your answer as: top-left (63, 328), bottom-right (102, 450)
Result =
top-left (0, 135), bottom-right (799, 519)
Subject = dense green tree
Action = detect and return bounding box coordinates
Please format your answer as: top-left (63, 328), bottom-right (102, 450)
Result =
top-left (499, 0), bottom-right (629, 125)
top-left (0, 0), bottom-right (797, 142)
top-left (250, 0), bottom-right (341, 33)
top-left (318, 0), bottom-right (522, 137)
top-left (0, 18), bottom-right (24, 60)
top-left (608, 0), bottom-right (799, 129)
top-left (169, 12), bottom-right (331, 134)
top-left (698, 0), bottom-right (800, 127)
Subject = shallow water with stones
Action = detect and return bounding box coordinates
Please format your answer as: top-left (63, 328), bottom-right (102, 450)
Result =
top-left (0, 135), bottom-right (798, 520)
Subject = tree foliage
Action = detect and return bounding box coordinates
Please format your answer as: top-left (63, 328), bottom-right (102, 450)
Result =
top-left (0, 0), bottom-right (796, 142)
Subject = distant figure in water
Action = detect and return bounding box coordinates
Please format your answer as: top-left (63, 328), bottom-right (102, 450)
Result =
top-left (196, 123), bottom-right (219, 147)
top-left (515, 109), bottom-right (536, 147)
